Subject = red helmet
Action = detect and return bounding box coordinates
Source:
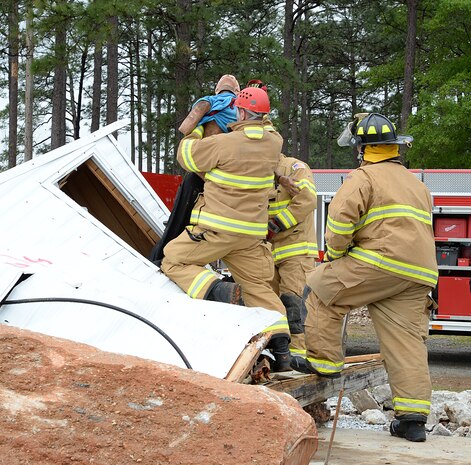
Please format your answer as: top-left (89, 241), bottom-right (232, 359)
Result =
top-left (234, 87), bottom-right (270, 113)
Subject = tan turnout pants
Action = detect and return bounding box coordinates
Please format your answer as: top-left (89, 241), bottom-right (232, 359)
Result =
top-left (161, 225), bottom-right (287, 316)
top-left (304, 256), bottom-right (432, 418)
top-left (272, 256), bottom-right (315, 355)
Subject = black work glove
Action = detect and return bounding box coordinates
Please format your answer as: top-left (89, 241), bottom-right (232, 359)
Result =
top-left (267, 219), bottom-right (282, 241)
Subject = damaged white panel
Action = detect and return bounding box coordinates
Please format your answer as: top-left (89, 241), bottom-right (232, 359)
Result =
top-left (0, 252), bottom-right (278, 378)
top-left (0, 122), bottom-right (281, 379)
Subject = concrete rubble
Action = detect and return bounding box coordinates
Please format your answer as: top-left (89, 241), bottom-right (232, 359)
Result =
top-left (322, 385), bottom-right (471, 438)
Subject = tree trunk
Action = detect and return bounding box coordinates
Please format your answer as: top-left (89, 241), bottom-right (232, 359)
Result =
top-left (74, 48), bottom-right (87, 139)
top-left (174, 0), bottom-right (191, 162)
top-left (128, 42), bottom-right (136, 165)
top-left (135, 33), bottom-right (143, 171)
top-left (401, 0), bottom-right (418, 133)
top-left (154, 29), bottom-right (164, 173)
top-left (24, 1), bottom-right (34, 161)
top-left (299, 44), bottom-right (309, 164)
top-left (91, 41), bottom-right (102, 132)
top-left (8, 0), bottom-right (19, 168)
top-left (51, 1), bottom-right (67, 150)
top-left (106, 15), bottom-right (119, 139)
top-left (326, 98), bottom-right (335, 169)
top-left (146, 28), bottom-right (153, 172)
top-left (280, 0), bottom-right (294, 152)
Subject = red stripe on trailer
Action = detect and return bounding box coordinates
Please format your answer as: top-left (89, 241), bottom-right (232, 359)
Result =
top-left (424, 169), bottom-right (471, 174)
top-left (434, 196), bottom-right (471, 207)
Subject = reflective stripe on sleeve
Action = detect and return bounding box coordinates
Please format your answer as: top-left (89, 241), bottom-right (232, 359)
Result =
top-left (393, 397), bottom-right (431, 415)
top-left (275, 209), bottom-right (298, 229)
top-left (327, 214), bottom-right (356, 235)
top-left (181, 139), bottom-right (199, 172)
top-left (188, 269), bottom-right (218, 299)
top-left (269, 200), bottom-right (290, 216)
top-left (326, 245), bottom-right (347, 260)
top-left (206, 168), bottom-right (274, 189)
top-left (348, 246), bottom-right (438, 285)
top-left (190, 210), bottom-right (267, 236)
top-left (272, 242), bottom-right (318, 262)
top-left (355, 204), bottom-right (432, 230)
top-left (192, 125), bottom-right (204, 138)
top-left (295, 179), bottom-right (317, 196)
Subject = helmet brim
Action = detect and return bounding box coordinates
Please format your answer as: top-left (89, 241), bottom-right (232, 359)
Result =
top-left (360, 135), bottom-right (414, 146)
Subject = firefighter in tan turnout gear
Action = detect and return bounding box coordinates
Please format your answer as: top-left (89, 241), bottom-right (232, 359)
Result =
top-left (267, 155), bottom-right (318, 367)
top-left (161, 87), bottom-right (292, 371)
top-left (297, 113), bottom-right (438, 442)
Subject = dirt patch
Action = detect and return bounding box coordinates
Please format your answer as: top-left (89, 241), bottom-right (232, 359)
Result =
top-left (0, 325), bottom-right (317, 465)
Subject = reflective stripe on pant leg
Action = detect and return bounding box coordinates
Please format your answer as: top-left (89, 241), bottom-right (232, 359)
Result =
top-left (161, 227), bottom-right (231, 299)
top-left (368, 282), bottom-right (432, 417)
top-left (393, 397), bottom-right (431, 415)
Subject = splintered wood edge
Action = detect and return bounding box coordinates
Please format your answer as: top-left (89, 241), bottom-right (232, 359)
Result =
top-left (225, 332), bottom-right (273, 383)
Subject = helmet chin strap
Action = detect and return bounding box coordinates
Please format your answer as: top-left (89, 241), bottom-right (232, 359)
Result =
top-left (357, 145), bottom-right (365, 164)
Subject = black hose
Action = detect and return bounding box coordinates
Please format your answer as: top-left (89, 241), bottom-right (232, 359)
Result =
top-left (1, 297), bottom-right (192, 369)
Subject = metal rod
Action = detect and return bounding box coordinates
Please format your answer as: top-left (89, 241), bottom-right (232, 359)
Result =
top-left (324, 387), bottom-right (344, 465)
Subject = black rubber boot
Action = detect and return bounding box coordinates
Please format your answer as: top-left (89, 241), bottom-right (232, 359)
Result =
top-left (280, 293), bottom-right (306, 335)
top-left (390, 414), bottom-right (427, 442)
top-left (206, 280), bottom-right (243, 305)
top-left (268, 336), bottom-right (292, 372)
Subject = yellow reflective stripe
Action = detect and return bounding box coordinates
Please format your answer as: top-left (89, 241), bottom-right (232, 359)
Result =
top-left (348, 246), bottom-right (438, 285)
top-left (393, 397), bottom-right (431, 414)
top-left (244, 126), bottom-right (264, 139)
top-left (206, 168), bottom-right (274, 189)
top-left (276, 209), bottom-right (297, 229)
top-left (355, 204), bottom-right (432, 231)
top-left (382, 124), bottom-right (391, 134)
top-left (326, 245), bottom-right (346, 259)
top-left (261, 316), bottom-right (289, 333)
top-left (191, 210), bottom-right (267, 236)
top-left (188, 269), bottom-right (217, 298)
top-left (327, 214), bottom-right (355, 235)
top-left (269, 200), bottom-right (290, 216)
top-left (181, 139), bottom-right (199, 172)
top-left (272, 242), bottom-right (318, 262)
top-left (305, 357), bottom-right (344, 374)
top-left (295, 179), bottom-right (317, 196)
top-left (263, 124), bottom-right (275, 131)
top-left (290, 348), bottom-right (306, 357)
top-left (192, 125), bottom-right (204, 138)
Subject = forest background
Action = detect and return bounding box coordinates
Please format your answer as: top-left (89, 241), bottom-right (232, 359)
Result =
top-left (0, 0), bottom-right (470, 174)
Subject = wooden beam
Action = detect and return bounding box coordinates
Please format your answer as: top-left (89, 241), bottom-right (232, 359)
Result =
top-left (225, 332), bottom-right (272, 383)
top-left (85, 159), bottom-right (159, 244)
top-left (265, 360), bottom-right (387, 407)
